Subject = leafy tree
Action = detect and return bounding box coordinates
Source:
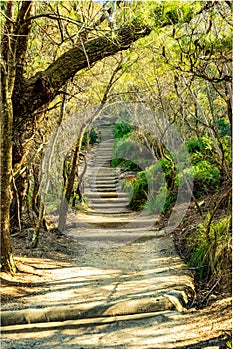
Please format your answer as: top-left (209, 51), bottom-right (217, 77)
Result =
top-left (0, 0), bottom-right (152, 271)
top-left (1, 0), bottom-right (231, 274)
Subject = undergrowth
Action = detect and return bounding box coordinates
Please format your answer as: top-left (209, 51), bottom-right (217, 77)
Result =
top-left (188, 213), bottom-right (232, 288)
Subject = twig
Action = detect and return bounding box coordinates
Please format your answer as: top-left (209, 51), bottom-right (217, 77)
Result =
top-left (206, 187), bottom-right (232, 240)
top-left (200, 278), bottom-right (220, 304)
top-left (11, 170), bottom-right (21, 232)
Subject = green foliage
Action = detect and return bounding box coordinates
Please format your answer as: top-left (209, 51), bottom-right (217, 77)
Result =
top-left (216, 117), bottom-right (231, 137)
top-left (112, 137), bottom-right (144, 172)
top-left (112, 158), bottom-right (141, 172)
top-left (114, 121), bottom-right (134, 139)
top-left (153, 1), bottom-right (199, 28)
top-left (189, 215), bottom-right (232, 281)
top-left (186, 135), bottom-right (215, 164)
top-left (123, 159), bottom-right (177, 214)
top-left (144, 184), bottom-right (167, 214)
top-left (185, 160), bottom-right (220, 192)
top-left (221, 136), bottom-right (232, 165)
top-left (123, 171), bottom-right (148, 210)
top-left (184, 135), bottom-right (223, 196)
top-left (82, 128), bottom-right (98, 147)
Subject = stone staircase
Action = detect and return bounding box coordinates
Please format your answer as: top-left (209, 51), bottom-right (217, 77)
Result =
top-left (84, 123), bottom-right (130, 214)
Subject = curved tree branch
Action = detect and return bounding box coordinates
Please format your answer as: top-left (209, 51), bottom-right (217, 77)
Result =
top-left (13, 23), bottom-right (151, 137)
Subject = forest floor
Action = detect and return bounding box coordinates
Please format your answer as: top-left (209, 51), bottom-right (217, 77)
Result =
top-left (1, 195), bottom-right (232, 349)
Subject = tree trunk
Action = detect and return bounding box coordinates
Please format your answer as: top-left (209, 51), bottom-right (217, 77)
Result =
top-left (30, 86), bottom-right (67, 247)
top-left (1, 1), bottom-right (33, 271)
top-left (11, 24), bottom-right (151, 177)
top-left (1, 64), bottom-right (17, 274)
top-left (58, 132), bottom-right (85, 232)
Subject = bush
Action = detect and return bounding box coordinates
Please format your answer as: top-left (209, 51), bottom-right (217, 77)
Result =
top-left (112, 137), bottom-right (146, 172)
top-left (189, 214), bottom-right (232, 281)
top-left (114, 121), bottom-right (134, 139)
top-left (182, 160), bottom-right (220, 197)
top-left (186, 135), bottom-right (215, 165)
top-left (123, 171), bottom-right (148, 210)
top-left (144, 185), bottom-right (167, 214)
top-left (123, 161), bottom-right (177, 214)
top-left (82, 128), bottom-right (98, 147)
top-left (216, 117), bottom-right (231, 137)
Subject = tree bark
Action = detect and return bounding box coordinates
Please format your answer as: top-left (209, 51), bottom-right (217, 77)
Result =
top-left (0, 88), bottom-right (17, 272)
top-left (30, 85), bottom-right (68, 247)
top-left (0, 2), bottom-right (17, 272)
top-left (12, 23), bottom-right (151, 161)
top-left (58, 132), bottom-right (85, 232)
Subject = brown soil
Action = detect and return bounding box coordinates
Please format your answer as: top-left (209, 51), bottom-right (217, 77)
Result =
top-left (1, 198), bottom-right (232, 349)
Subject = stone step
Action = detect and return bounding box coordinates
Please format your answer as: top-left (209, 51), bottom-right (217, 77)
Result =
top-left (90, 202), bottom-right (129, 209)
top-left (91, 182), bottom-right (119, 186)
top-left (87, 176), bottom-right (119, 181)
top-left (97, 140), bottom-right (114, 144)
top-left (67, 218), bottom-right (158, 229)
top-left (94, 176), bottom-right (118, 180)
top-left (89, 200), bottom-right (129, 207)
top-left (86, 186), bottom-right (120, 191)
top-left (96, 149), bottom-right (113, 152)
top-left (95, 146), bottom-right (114, 149)
top-left (91, 166), bottom-right (116, 170)
top-left (94, 154), bottom-right (113, 158)
top-left (93, 160), bottom-right (113, 164)
top-left (87, 180), bottom-right (119, 185)
top-left (87, 168), bottom-right (117, 171)
top-left (86, 187), bottom-right (120, 192)
top-left (92, 154), bottom-right (113, 157)
top-left (94, 171), bottom-right (118, 174)
top-left (86, 183), bottom-right (119, 189)
top-left (94, 155), bottom-right (113, 158)
top-left (87, 196), bottom-right (129, 202)
top-left (90, 208), bottom-right (131, 214)
top-left (93, 158), bottom-right (113, 162)
top-left (92, 161), bottom-right (112, 166)
top-left (89, 156), bottom-right (114, 159)
top-left (88, 183), bottom-right (120, 188)
top-left (95, 146), bottom-right (114, 150)
top-left (94, 152), bottom-right (113, 156)
top-left (81, 124), bottom-right (131, 215)
top-left (86, 171), bottom-right (118, 176)
top-left (85, 192), bottom-right (127, 198)
top-left (93, 181), bottom-right (118, 185)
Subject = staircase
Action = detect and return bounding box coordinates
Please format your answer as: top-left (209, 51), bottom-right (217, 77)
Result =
top-left (84, 123), bottom-right (130, 214)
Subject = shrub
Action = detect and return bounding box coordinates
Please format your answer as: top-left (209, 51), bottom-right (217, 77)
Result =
top-left (123, 161), bottom-right (177, 214)
top-left (189, 214), bottom-right (232, 281)
top-left (216, 117), bottom-right (231, 137)
top-left (82, 128), bottom-right (98, 147)
top-left (126, 171), bottom-right (148, 210)
top-left (182, 160), bottom-right (220, 197)
top-left (144, 184), bottom-right (167, 214)
top-left (112, 137), bottom-right (147, 172)
top-left (114, 121), bottom-right (134, 139)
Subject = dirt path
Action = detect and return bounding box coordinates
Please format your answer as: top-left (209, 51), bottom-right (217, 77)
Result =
top-left (1, 120), bottom-right (231, 349)
top-left (0, 234), bottom-right (231, 349)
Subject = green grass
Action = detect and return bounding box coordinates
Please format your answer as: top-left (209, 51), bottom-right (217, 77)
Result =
top-left (189, 214), bottom-right (232, 281)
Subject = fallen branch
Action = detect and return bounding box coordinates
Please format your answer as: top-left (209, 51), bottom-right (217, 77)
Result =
top-left (1, 309), bottom-right (177, 333)
top-left (200, 278), bottom-right (220, 304)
